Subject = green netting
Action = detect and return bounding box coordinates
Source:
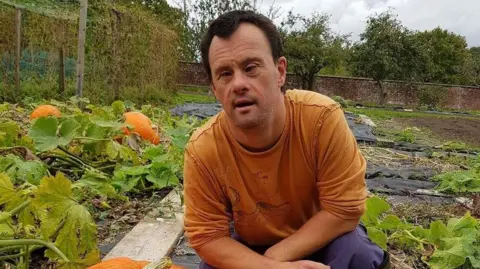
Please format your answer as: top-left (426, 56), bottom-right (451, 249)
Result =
top-left (0, 0), bottom-right (179, 104)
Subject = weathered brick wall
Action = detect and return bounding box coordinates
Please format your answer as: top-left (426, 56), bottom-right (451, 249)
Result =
top-left (177, 62), bottom-right (480, 110)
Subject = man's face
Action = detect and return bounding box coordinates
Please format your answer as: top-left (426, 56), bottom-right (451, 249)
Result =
top-left (208, 23), bottom-right (287, 129)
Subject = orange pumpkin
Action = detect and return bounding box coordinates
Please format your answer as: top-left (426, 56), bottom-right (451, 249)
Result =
top-left (87, 257), bottom-right (150, 269)
top-left (170, 265), bottom-right (186, 269)
top-left (30, 105), bottom-right (61, 120)
top-left (122, 111), bottom-right (160, 145)
top-left (86, 257), bottom-right (183, 269)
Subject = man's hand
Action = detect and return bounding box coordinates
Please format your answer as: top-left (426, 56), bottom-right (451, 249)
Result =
top-left (280, 261), bottom-right (330, 269)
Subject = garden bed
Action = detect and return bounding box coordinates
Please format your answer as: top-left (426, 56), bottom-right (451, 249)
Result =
top-left (0, 99), bottom-right (199, 268)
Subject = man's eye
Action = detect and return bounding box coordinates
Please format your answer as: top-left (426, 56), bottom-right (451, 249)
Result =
top-left (246, 65), bottom-right (257, 73)
top-left (220, 71), bottom-right (232, 77)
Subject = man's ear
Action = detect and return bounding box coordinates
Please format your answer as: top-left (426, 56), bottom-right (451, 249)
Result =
top-left (277, 56), bottom-right (287, 87)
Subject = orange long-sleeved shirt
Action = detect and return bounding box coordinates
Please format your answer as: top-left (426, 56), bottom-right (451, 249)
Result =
top-left (183, 89), bottom-right (367, 250)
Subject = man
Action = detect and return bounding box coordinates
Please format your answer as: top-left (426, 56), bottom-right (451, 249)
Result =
top-left (182, 10), bottom-right (389, 269)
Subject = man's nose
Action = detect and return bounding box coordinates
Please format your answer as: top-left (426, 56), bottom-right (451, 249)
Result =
top-left (231, 72), bottom-right (249, 94)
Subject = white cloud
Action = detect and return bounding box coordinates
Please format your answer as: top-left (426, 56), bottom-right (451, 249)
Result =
top-left (166, 0), bottom-right (479, 46)
top-left (257, 0), bottom-right (480, 46)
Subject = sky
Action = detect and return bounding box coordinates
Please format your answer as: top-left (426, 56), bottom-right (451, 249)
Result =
top-left (168, 0), bottom-right (480, 47)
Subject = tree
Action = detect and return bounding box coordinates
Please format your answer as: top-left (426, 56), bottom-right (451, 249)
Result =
top-left (414, 27), bottom-right (472, 85)
top-left (469, 47), bottom-right (480, 86)
top-left (348, 11), bottom-right (427, 104)
top-left (281, 11), bottom-right (348, 90)
top-left (186, 0), bottom-right (253, 61)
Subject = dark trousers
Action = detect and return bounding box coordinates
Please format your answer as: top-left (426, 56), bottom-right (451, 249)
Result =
top-left (199, 224), bottom-right (390, 269)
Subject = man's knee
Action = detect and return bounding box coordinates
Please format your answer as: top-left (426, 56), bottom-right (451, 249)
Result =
top-left (325, 225), bottom-right (389, 269)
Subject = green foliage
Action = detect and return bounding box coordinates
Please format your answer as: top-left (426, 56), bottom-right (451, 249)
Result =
top-left (33, 173), bottom-right (98, 261)
top-left (0, 154), bottom-right (48, 185)
top-left (186, 0), bottom-right (253, 61)
top-left (28, 117), bottom-right (81, 152)
top-left (348, 10), bottom-right (428, 103)
top-left (470, 47), bottom-right (480, 86)
top-left (0, 98), bottom-right (203, 268)
top-left (395, 128), bottom-right (416, 143)
top-left (0, 172), bottom-right (100, 267)
top-left (0, 0), bottom-right (180, 105)
top-left (362, 196), bottom-right (480, 269)
top-left (331, 96), bottom-right (353, 109)
top-left (281, 11), bottom-right (349, 90)
top-left (433, 159), bottom-right (480, 193)
top-left (414, 27), bottom-right (473, 85)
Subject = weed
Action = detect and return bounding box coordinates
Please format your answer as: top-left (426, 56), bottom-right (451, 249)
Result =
top-left (395, 128), bottom-right (416, 143)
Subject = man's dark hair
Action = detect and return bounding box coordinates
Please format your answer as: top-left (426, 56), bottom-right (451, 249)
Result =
top-left (200, 10), bottom-right (284, 83)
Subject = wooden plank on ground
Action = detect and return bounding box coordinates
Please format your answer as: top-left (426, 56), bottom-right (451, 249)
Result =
top-left (103, 190), bottom-right (184, 262)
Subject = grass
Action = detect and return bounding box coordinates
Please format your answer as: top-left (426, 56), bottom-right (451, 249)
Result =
top-left (347, 107), bottom-right (479, 121)
top-left (172, 92), bottom-right (217, 105)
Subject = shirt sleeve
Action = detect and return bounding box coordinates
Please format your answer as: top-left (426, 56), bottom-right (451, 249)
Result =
top-left (182, 147), bottom-right (231, 250)
top-left (315, 105), bottom-right (368, 220)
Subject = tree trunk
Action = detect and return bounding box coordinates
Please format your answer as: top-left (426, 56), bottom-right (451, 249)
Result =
top-left (111, 9), bottom-right (120, 101)
top-left (377, 80), bottom-right (386, 105)
top-left (59, 47), bottom-right (65, 94)
top-left (307, 74), bottom-right (316, 91)
top-left (15, 8), bottom-right (21, 100)
top-left (301, 78), bottom-right (307, 90)
top-left (76, 0), bottom-right (88, 99)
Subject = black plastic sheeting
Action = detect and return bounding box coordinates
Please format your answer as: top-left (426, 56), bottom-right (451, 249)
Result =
top-left (170, 104), bottom-right (377, 144)
top-left (170, 103), bottom-right (222, 120)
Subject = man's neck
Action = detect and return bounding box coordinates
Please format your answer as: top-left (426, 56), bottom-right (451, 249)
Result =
top-left (228, 97), bottom-right (286, 153)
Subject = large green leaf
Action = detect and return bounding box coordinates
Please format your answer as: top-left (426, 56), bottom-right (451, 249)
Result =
top-left (33, 173), bottom-right (98, 261)
top-left (105, 140), bottom-right (121, 159)
top-left (0, 155), bottom-right (18, 183)
top-left (146, 162), bottom-right (179, 188)
top-left (0, 155), bottom-right (48, 185)
top-left (361, 196), bottom-right (390, 226)
top-left (468, 249), bottom-right (480, 268)
top-left (0, 173), bottom-right (16, 206)
top-left (28, 117), bottom-right (59, 151)
top-left (58, 119), bottom-right (81, 146)
top-left (111, 170), bottom-right (141, 193)
top-left (0, 223), bottom-right (14, 237)
top-left (73, 169), bottom-right (117, 199)
top-left (366, 226), bottom-right (387, 250)
top-left (83, 123), bottom-right (109, 155)
top-left (28, 117), bottom-right (80, 151)
top-left (447, 212), bottom-right (477, 233)
top-left (377, 214), bottom-right (407, 230)
top-left (434, 170), bottom-right (480, 193)
top-left (143, 145), bottom-right (167, 161)
top-left (16, 160), bottom-right (48, 185)
top-left (0, 121), bottom-right (20, 147)
top-left (89, 107), bottom-right (123, 129)
top-left (428, 220), bottom-right (451, 246)
top-left (427, 239), bottom-right (467, 269)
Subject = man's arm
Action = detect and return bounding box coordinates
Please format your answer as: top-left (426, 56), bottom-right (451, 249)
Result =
top-left (264, 210), bottom-right (359, 262)
top-left (196, 236), bottom-right (281, 269)
top-left (265, 105), bottom-right (367, 262)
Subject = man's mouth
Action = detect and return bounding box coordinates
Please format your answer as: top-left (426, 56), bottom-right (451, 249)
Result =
top-left (234, 99), bottom-right (256, 109)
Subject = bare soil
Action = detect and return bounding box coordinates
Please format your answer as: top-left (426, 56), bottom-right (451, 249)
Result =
top-left (404, 117), bottom-right (480, 147)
